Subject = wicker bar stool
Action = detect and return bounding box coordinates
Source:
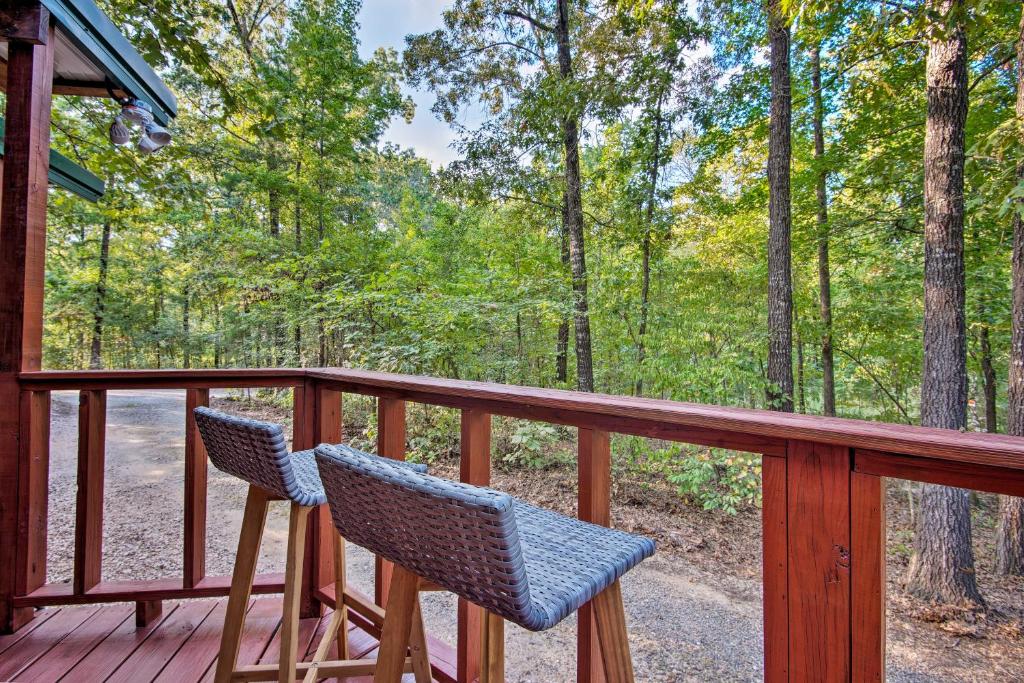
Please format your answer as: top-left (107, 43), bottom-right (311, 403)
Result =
top-left (314, 442), bottom-right (656, 683)
top-left (193, 407), bottom-right (431, 683)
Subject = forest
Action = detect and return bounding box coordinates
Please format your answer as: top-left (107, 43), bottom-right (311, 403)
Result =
top-left (39, 0), bottom-right (1024, 609)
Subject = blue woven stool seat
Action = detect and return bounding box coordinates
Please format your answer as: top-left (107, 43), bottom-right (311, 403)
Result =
top-left (514, 501), bottom-right (654, 630)
top-left (194, 407), bottom-right (426, 506)
top-left (314, 443), bottom-right (655, 632)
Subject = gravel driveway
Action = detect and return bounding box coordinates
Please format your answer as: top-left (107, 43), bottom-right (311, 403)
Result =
top-left (42, 390), bottom-right (945, 682)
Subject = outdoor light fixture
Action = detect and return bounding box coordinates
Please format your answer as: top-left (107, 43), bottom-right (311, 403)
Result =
top-left (108, 116), bottom-right (130, 146)
top-left (107, 97), bottom-right (172, 153)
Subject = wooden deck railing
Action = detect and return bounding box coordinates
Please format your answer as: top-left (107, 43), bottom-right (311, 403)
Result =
top-left (10, 367), bottom-right (1024, 683)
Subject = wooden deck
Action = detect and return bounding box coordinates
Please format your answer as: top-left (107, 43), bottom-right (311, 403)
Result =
top-left (0, 598), bottom-right (456, 682)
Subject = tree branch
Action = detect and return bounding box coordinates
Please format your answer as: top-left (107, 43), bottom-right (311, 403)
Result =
top-left (502, 9), bottom-right (554, 34)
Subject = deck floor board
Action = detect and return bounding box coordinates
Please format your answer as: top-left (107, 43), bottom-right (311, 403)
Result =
top-left (0, 598), bottom-right (455, 682)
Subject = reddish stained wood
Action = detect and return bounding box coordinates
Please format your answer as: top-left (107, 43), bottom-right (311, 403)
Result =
top-left (0, 22), bottom-right (53, 634)
top-left (12, 603), bottom-right (131, 681)
top-left (290, 380), bottom-right (323, 618)
top-left (313, 386), bottom-right (342, 592)
top-left (153, 599), bottom-right (227, 682)
top-left (18, 368), bottom-right (306, 390)
top-left (374, 397), bottom-right (406, 608)
top-left (308, 367), bottom-right (1024, 468)
top-left (74, 389), bottom-right (106, 595)
top-left (136, 599), bottom-right (162, 627)
top-left (851, 472), bottom-right (886, 683)
top-left (105, 599), bottom-right (217, 683)
top-left (0, 606), bottom-right (56, 656)
top-left (13, 573), bottom-right (287, 608)
top-left (0, 2), bottom-right (50, 44)
top-left (16, 390), bottom-right (49, 598)
top-left (761, 454), bottom-right (788, 683)
top-left (855, 448), bottom-right (1024, 497)
top-left (58, 603), bottom-right (178, 680)
top-left (786, 440), bottom-right (851, 683)
top-left (457, 409), bottom-right (491, 683)
top-left (197, 599), bottom-right (272, 682)
top-left (577, 428), bottom-right (610, 683)
top-left (0, 604), bottom-right (101, 679)
top-left (184, 388), bottom-right (210, 589)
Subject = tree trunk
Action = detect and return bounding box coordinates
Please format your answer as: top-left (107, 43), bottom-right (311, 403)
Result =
top-left (556, 0), bottom-right (594, 393)
top-left (556, 225), bottom-right (570, 384)
top-left (766, 0), bottom-right (793, 412)
top-left (906, 0), bottom-right (981, 605)
top-left (89, 222), bottom-right (111, 370)
top-left (978, 324), bottom-right (997, 433)
top-left (636, 92), bottom-right (665, 397)
top-left (812, 43), bottom-right (836, 416)
top-left (268, 152), bottom-right (281, 237)
top-left (182, 282), bottom-right (191, 370)
top-left (998, 5), bottom-right (1024, 577)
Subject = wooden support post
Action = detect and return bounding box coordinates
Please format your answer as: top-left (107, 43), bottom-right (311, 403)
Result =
top-left (577, 428), bottom-right (610, 683)
top-left (761, 454), bottom-right (788, 683)
top-left (290, 380), bottom-right (323, 618)
top-left (0, 5), bottom-right (54, 633)
top-left (374, 397), bottom-right (406, 608)
top-left (785, 440), bottom-right (852, 683)
top-left (852, 472), bottom-right (886, 683)
top-left (458, 409), bottom-right (491, 683)
top-left (313, 386), bottom-right (342, 595)
top-left (135, 599), bottom-right (162, 627)
top-left (184, 388), bottom-right (209, 589)
top-left (16, 390), bottom-right (49, 613)
top-left (74, 389), bottom-right (106, 595)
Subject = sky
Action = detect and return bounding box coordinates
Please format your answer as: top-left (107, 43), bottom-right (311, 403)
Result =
top-left (356, 0), bottom-right (460, 167)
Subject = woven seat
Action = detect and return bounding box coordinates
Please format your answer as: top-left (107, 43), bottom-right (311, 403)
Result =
top-left (194, 407), bottom-right (426, 506)
top-left (314, 443), bottom-right (655, 632)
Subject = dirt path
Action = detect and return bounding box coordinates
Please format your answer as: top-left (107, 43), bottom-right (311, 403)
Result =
top-left (41, 390), bottom-right (996, 682)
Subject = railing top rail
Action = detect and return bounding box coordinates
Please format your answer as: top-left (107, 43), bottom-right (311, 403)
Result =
top-left (309, 368), bottom-right (1024, 470)
top-left (18, 368), bottom-right (306, 390)
top-left (18, 366), bottom-right (1024, 471)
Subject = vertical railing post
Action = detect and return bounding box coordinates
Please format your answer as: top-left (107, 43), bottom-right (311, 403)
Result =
top-left (577, 428), bottom-right (610, 683)
top-left (852, 471), bottom-right (886, 683)
top-left (16, 390), bottom-right (50, 611)
top-left (74, 389), bottom-right (106, 595)
top-left (457, 408), bottom-right (491, 683)
top-left (312, 384), bottom-right (342, 604)
top-left (184, 388), bottom-right (210, 589)
top-left (774, 440), bottom-right (869, 683)
top-left (761, 454), bottom-right (789, 682)
top-left (374, 397), bottom-right (407, 607)
top-left (0, 3), bottom-right (54, 634)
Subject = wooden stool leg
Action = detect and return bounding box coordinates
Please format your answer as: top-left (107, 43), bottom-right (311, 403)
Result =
top-left (334, 531), bottom-right (349, 659)
top-left (409, 599), bottom-right (432, 683)
top-left (592, 581), bottom-right (635, 683)
top-left (374, 564), bottom-right (420, 683)
top-left (479, 611), bottom-right (504, 683)
top-left (215, 485), bottom-right (269, 683)
top-left (279, 503), bottom-right (311, 683)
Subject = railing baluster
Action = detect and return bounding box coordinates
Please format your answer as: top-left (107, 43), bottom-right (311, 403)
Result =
top-left (457, 409), bottom-right (491, 683)
top-left (851, 471), bottom-right (886, 683)
top-left (313, 386), bottom-right (342, 601)
top-left (761, 454), bottom-right (789, 682)
top-left (184, 388), bottom-right (210, 589)
top-left (577, 428), bottom-right (610, 683)
top-left (374, 397), bottom-right (407, 607)
top-left (74, 389), bottom-right (106, 595)
top-left (17, 390), bottom-right (50, 605)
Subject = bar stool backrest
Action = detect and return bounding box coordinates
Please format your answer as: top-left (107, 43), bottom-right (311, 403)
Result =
top-left (194, 406), bottom-right (302, 501)
top-left (314, 443), bottom-right (533, 626)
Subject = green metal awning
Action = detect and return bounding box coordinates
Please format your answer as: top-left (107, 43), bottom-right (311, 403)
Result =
top-left (0, 0), bottom-right (177, 125)
top-left (0, 117), bottom-right (104, 202)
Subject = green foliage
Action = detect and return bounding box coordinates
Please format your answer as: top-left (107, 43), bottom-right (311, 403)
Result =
top-left (38, 1), bottom-right (1024, 512)
top-left (666, 448), bottom-right (762, 514)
